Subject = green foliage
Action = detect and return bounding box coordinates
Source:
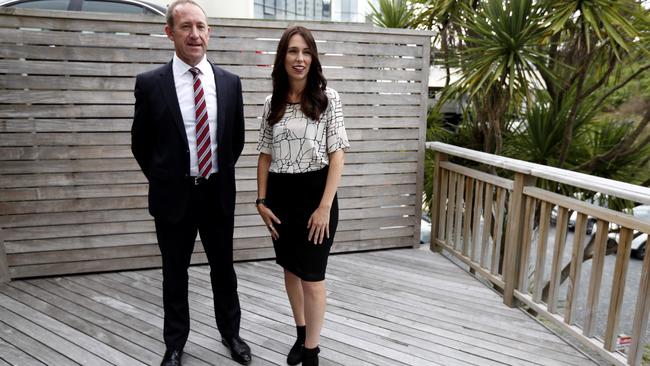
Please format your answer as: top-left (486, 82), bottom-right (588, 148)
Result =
top-left (505, 90), bottom-right (595, 165)
top-left (368, 0), bottom-right (415, 28)
top-left (445, 0), bottom-right (552, 103)
top-left (578, 119), bottom-right (650, 182)
top-left (545, 0), bottom-right (645, 57)
top-left (418, 0), bottom-right (650, 181)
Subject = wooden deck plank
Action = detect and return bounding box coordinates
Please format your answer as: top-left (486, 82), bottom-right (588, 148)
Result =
top-left (0, 249), bottom-right (596, 366)
top-left (0, 337), bottom-right (45, 366)
top-left (5, 281), bottom-right (159, 364)
top-left (0, 295), bottom-right (112, 365)
top-left (0, 319), bottom-right (75, 365)
top-left (59, 275), bottom-right (274, 365)
top-left (37, 277), bottom-right (226, 366)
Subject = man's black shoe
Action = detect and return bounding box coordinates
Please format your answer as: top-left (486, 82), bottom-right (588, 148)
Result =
top-left (221, 336), bottom-right (252, 365)
top-left (161, 349), bottom-right (182, 366)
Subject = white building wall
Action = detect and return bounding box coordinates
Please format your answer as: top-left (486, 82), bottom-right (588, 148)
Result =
top-left (148, 0), bottom-right (372, 21)
top-left (201, 0), bottom-right (253, 18)
top-left (145, 0), bottom-right (254, 18)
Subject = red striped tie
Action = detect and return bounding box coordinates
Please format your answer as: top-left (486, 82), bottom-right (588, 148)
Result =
top-left (189, 67), bottom-right (212, 178)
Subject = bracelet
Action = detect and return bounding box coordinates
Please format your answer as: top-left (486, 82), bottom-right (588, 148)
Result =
top-left (255, 198), bottom-right (266, 206)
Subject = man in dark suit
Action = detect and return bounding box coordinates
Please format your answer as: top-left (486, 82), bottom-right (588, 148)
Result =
top-left (131, 1), bottom-right (251, 365)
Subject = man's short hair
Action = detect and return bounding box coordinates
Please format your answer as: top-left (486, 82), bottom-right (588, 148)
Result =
top-left (166, 0), bottom-right (207, 28)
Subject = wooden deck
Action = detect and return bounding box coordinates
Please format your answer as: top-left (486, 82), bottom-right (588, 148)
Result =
top-left (0, 248), bottom-right (598, 366)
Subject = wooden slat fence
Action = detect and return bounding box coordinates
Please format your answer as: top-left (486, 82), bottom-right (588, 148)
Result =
top-left (427, 141), bottom-right (650, 366)
top-left (0, 8), bottom-right (432, 280)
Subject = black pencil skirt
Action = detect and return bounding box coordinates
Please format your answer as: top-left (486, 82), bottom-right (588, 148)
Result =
top-left (266, 166), bottom-right (338, 282)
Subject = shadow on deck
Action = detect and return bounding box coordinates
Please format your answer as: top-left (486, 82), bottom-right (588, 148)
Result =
top-left (0, 248), bottom-right (598, 366)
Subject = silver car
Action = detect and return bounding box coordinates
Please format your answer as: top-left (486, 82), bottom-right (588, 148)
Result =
top-left (630, 205), bottom-right (650, 260)
top-left (0, 0), bottom-right (166, 15)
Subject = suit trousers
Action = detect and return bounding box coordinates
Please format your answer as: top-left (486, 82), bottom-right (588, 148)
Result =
top-left (154, 175), bottom-right (241, 350)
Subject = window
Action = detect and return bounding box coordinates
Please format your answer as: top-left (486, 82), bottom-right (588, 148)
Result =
top-left (81, 0), bottom-right (145, 14)
top-left (263, 0), bottom-right (275, 15)
top-left (9, 0), bottom-right (70, 10)
top-left (322, 0), bottom-right (330, 18)
top-left (295, 0), bottom-right (305, 16)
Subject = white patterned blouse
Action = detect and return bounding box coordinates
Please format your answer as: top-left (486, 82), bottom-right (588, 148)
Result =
top-left (257, 88), bottom-right (350, 174)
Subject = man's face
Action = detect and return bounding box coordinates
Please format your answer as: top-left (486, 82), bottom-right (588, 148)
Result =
top-left (164, 3), bottom-right (210, 66)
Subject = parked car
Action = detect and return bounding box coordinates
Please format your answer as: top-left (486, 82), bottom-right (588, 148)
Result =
top-left (550, 207), bottom-right (597, 234)
top-left (606, 205), bottom-right (650, 260)
top-left (0, 0), bottom-right (166, 15)
top-left (420, 214), bottom-right (431, 244)
top-left (630, 205), bottom-right (650, 260)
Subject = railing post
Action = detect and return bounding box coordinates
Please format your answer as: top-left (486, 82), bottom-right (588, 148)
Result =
top-left (0, 228), bottom-right (9, 283)
top-left (429, 151), bottom-right (448, 252)
top-left (503, 172), bottom-right (535, 307)
top-left (629, 241), bottom-right (650, 366)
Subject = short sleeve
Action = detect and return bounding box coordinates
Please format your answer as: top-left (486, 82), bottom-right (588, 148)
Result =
top-left (256, 96), bottom-right (273, 154)
top-left (325, 89), bottom-right (350, 153)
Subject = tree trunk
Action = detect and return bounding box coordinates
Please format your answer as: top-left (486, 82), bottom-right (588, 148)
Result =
top-left (541, 234), bottom-right (619, 302)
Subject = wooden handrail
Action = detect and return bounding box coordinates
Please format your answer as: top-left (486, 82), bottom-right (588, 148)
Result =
top-left (427, 142), bottom-right (650, 205)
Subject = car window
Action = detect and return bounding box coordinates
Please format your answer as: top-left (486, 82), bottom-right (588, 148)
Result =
top-left (81, 0), bottom-right (146, 14)
top-left (8, 0), bottom-right (70, 10)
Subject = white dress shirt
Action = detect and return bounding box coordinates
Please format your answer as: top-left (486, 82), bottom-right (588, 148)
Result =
top-left (172, 54), bottom-right (218, 176)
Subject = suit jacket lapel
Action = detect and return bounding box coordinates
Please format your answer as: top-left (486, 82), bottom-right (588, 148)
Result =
top-left (211, 63), bottom-right (225, 146)
top-left (158, 61), bottom-right (189, 148)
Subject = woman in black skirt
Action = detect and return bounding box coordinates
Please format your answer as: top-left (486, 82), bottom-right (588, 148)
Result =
top-left (256, 26), bottom-right (349, 366)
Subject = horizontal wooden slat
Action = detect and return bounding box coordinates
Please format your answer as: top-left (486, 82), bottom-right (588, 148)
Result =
top-left (3, 203), bottom-right (416, 241)
top-left (1, 193), bottom-right (416, 230)
top-left (0, 75), bottom-right (421, 94)
top-left (524, 187), bottom-right (650, 233)
top-left (0, 117), bottom-right (421, 135)
top-left (0, 151), bottom-right (418, 173)
top-left (2, 45), bottom-right (425, 68)
top-left (7, 226), bottom-right (416, 266)
top-left (6, 236), bottom-right (417, 278)
top-left (0, 28), bottom-right (423, 57)
top-left (0, 161), bottom-right (416, 187)
top-left (0, 183), bottom-right (416, 215)
top-left (0, 104), bottom-right (422, 119)
top-left (0, 90), bottom-right (420, 106)
top-left (0, 173), bottom-right (416, 200)
top-left (440, 161), bottom-right (514, 190)
top-left (0, 60), bottom-right (422, 81)
top-left (5, 215), bottom-right (417, 252)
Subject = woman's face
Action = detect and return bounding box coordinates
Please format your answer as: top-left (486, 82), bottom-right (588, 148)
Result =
top-left (284, 33), bottom-right (312, 85)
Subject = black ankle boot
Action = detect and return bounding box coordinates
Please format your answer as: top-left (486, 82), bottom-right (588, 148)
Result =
top-left (287, 325), bottom-right (305, 365)
top-left (301, 346), bottom-right (319, 366)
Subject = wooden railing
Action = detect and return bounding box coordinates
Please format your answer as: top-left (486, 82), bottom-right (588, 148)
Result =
top-left (427, 141), bottom-right (650, 366)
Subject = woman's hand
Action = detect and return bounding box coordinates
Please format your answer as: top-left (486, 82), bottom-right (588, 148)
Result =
top-left (308, 206), bottom-right (330, 244)
top-left (257, 204), bottom-right (281, 240)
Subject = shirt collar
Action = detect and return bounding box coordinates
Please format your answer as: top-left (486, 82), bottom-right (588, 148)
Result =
top-left (172, 54), bottom-right (211, 78)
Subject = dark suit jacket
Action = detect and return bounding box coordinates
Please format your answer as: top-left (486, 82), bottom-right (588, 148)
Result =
top-left (131, 61), bottom-right (245, 223)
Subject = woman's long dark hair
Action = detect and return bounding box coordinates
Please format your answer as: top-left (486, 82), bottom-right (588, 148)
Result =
top-left (267, 26), bottom-right (328, 126)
